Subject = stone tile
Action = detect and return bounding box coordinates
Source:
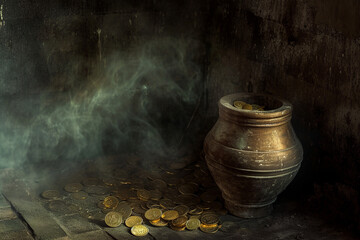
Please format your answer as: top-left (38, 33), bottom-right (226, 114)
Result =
top-left (1, 230), bottom-right (34, 240)
top-left (71, 230), bottom-right (113, 240)
top-left (0, 218), bottom-right (26, 232)
top-left (105, 225), bottom-right (154, 240)
top-left (1, 194), bottom-right (68, 240)
top-left (0, 207), bottom-right (17, 221)
top-left (55, 214), bottom-right (101, 236)
top-left (0, 194), bottom-right (11, 208)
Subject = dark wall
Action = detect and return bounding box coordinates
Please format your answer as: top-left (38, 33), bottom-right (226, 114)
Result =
top-left (206, 0), bottom-right (360, 227)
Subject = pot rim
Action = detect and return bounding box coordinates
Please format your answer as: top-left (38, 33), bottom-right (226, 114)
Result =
top-left (219, 92), bottom-right (292, 119)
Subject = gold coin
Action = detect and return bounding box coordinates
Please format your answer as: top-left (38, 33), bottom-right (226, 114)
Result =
top-left (252, 104), bottom-right (265, 111)
top-left (149, 190), bottom-right (162, 200)
top-left (105, 211), bottom-right (123, 227)
top-left (159, 199), bottom-right (176, 209)
top-left (233, 101), bottom-right (245, 109)
top-left (137, 189), bottom-right (151, 200)
top-left (161, 210), bottom-right (179, 221)
top-left (149, 218), bottom-right (168, 227)
top-left (103, 196), bottom-right (119, 209)
top-left (131, 224), bottom-right (149, 237)
top-left (133, 205), bottom-right (146, 214)
top-left (189, 207), bottom-right (203, 215)
top-left (115, 202), bottom-right (132, 219)
top-left (200, 213), bottom-right (219, 225)
top-left (144, 208), bottom-right (162, 221)
top-left (64, 183), bottom-right (83, 193)
top-left (242, 103), bottom-right (253, 110)
top-left (125, 216), bottom-right (143, 228)
top-left (174, 205), bottom-right (189, 216)
top-left (186, 218), bottom-right (201, 230)
top-left (152, 179), bottom-right (167, 190)
top-left (199, 223), bottom-right (220, 233)
top-left (41, 190), bottom-right (60, 199)
top-left (71, 191), bottom-right (88, 200)
top-left (171, 216), bottom-right (187, 227)
top-left (170, 224), bottom-right (186, 231)
top-left (178, 182), bottom-right (199, 195)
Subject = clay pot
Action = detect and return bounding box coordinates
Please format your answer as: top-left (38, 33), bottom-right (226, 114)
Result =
top-left (204, 93), bottom-right (303, 218)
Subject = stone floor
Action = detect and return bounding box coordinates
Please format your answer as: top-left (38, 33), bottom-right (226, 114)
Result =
top-left (0, 168), bottom-right (358, 240)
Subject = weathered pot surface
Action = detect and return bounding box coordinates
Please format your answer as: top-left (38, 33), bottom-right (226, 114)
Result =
top-left (204, 92), bottom-right (303, 218)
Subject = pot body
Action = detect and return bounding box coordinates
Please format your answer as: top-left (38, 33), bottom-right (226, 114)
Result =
top-left (204, 93), bottom-right (303, 218)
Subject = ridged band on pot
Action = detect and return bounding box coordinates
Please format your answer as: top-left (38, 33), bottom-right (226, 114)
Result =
top-left (204, 93), bottom-right (303, 218)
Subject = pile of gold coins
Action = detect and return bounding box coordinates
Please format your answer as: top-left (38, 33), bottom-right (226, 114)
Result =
top-left (233, 100), bottom-right (265, 111)
top-left (40, 155), bottom-right (225, 237)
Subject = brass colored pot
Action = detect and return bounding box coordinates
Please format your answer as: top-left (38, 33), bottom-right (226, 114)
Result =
top-left (204, 93), bottom-right (303, 218)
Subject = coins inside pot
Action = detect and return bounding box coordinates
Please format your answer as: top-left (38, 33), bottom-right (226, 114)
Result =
top-left (145, 208), bottom-right (162, 221)
top-left (64, 183), bottom-right (83, 193)
top-left (105, 211), bottom-right (123, 227)
top-left (186, 218), bottom-right (201, 230)
top-left (41, 190), bottom-right (60, 199)
top-left (233, 100), bottom-right (245, 109)
top-left (161, 210), bottom-right (179, 221)
top-left (131, 224), bottom-right (149, 237)
top-left (125, 216), bottom-right (143, 228)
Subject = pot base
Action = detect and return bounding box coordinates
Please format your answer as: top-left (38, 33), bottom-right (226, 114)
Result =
top-left (225, 200), bottom-right (274, 218)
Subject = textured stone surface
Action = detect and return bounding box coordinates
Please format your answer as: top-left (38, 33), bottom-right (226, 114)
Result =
top-left (1, 189), bottom-right (68, 240)
top-left (1, 230), bottom-right (34, 240)
top-left (0, 207), bottom-right (17, 221)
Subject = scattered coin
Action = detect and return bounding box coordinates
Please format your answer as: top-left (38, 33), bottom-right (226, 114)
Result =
top-left (71, 191), bottom-right (88, 200)
top-left (199, 223), bottom-right (221, 233)
top-left (178, 182), bottom-right (199, 195)
top-left (41, 190), bottom-right (60, 199)
top-left (125, 216), bottom-right (143, 228)
top-left (149, 218), bottom-right (168, 227)
top-left (103, 196), bottom-right (119, 209)
top-left (174, 205), bottom-right (189, 216)
top-left (105, 211), bottom-right (123, 227)
top-left (131, 224), bottom-right (149, 237)
top-left (145, 208), bottom-right (162, 221)
top-left (186, 218), bottom-right (201, 230)
top-left (159, 199), bottom-right (176, 209)
top-left (64, 183), bottom-right (83, 193)
top-left (200, 213), bottom-right (220, 225)
top-left (161, 210), bottom-right (179, 221)
top-left (171, 216), bottom-right (187, 227)
top-left (115, 202), bottom-right (132, 219)
top-left (137, 189), bottom-right (151, 201)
